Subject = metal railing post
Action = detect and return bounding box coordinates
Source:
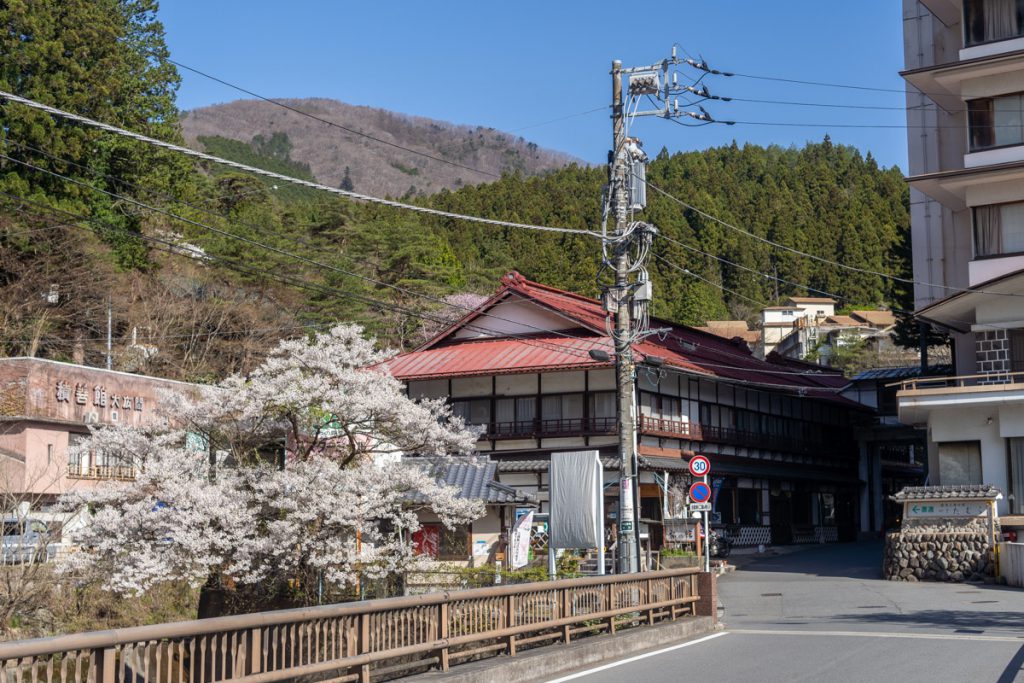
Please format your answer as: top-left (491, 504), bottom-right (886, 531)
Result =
top-left (646, 578), bottom-right (655, 625)
top-left (358, 613), bottom-right (371, 683)
top-left (561, 588), bottom-right (572, 643)
top-left (92, 647), bottom-right (115, 683)
top-left (438, 602), bottom-right (450, 671)
top-left (607, 582), bottom-right (616, 634)
top-left (506, 595), bottom-right (517, 656)
top-left (247, 627), bottom-right (262, 675)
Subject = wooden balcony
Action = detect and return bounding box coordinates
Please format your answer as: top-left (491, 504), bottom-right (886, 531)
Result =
top-left (483, 417), bottom-right (617, 440)
top-left (638, 416), bottom-right (822, 454)
top-left (66, 463), bottom-right (136, 481)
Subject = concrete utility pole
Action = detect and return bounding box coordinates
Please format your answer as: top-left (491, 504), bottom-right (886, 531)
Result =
top-left (609, 60), bottom-right (639, 575)
top-left (603, 49), bottom-right (729, 574)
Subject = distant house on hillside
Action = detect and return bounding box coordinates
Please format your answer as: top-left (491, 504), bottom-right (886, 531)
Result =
top-left (694, 321), bottom-right (761, 352)
top-left (758, 296), bottom-right (903, 367)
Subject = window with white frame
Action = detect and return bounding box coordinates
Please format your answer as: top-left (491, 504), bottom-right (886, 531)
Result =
top-left (964, 0), bottom-right (1024, 46)
top-left (969, 92), bottom-right (1024, 151)
top-left (973, 201), bottom-right (1024, 257)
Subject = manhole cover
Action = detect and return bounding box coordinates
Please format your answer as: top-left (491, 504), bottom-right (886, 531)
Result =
top-left (971, 600), bottom-right (999, 604)
top-left (761, 593), bottom-right (783, 597)
top-left (856, 605), bottom-right (887, 609)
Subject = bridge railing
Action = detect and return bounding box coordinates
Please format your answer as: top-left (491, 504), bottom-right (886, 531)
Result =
top-left (0, 567), bottom-right (702, 683)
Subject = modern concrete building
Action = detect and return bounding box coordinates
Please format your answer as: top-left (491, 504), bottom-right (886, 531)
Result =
top-left (898, 0), bottom-right (1024, 515)
top-left (0, 357), bottom-right (198, 528)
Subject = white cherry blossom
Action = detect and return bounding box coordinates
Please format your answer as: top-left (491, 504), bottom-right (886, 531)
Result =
top-left (59, 324), bottom-right (482, 596)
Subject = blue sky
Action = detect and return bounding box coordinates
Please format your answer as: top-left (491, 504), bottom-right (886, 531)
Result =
top-left (160, 1), bottom-right (910, 170)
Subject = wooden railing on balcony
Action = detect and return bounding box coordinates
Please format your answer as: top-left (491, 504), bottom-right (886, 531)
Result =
top-left (486, 417), bottom-right (617, 440)
top-left (66, 463), bottom-right (136, 481)
top-left (637, 416), bottom-right (822, 454)
top-left (637, 416), bottom-right (698, 439)
top-left (0, 568), bottom-right (703, 683)
top-left (897, 371), bottom-right (1024, 393)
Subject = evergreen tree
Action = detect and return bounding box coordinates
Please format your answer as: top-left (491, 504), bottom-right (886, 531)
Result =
top-left (340, 166), bottom-right (354, 192)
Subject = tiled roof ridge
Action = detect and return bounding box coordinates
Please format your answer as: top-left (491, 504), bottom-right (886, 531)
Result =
top-left (501, 271), bottom-right (606, 307)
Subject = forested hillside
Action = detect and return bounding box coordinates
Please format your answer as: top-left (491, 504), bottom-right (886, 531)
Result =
top-left (0, 1), bottom-right (910, 383)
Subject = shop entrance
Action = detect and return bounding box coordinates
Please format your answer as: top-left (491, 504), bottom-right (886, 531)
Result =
top-left (770, 491), bottom-right (793, 545)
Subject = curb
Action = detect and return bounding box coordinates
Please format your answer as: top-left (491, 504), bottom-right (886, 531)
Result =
top-left (408, 617), bottom-right (716, 683)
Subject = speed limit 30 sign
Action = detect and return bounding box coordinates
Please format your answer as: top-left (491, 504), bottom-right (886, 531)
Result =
top-left (688, 455), bottom-right (711, 478)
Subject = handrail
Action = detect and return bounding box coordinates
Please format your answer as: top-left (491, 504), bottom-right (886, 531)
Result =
top-left (66, 463), bottom-right (136, 480)
top-left (0, 567), bottom-right (696, 657)
top-left (0, 568), bottom-right (704, 683)
top-left (895, 371), bottom-right (1024, 392)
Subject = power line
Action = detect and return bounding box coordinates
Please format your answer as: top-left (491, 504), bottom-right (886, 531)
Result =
top-left (2, 137), bottom-right (399, 277)
top-left (0, 190), bottom-right (610, 363)
top-left (0, 151), bottom-right (609, 347)
top-left (730, 71), bottom-right (910, 95)
top-left (642, 175), bottom-right (1024, 300)
top-left (0, 89), bottom-right (599, 238)
top-left (730, 96), bottom-right (974, 114)
top-left (168, 59), bottom-right (500, 180)
top-left (2, 190), bottom-right (852, 391)
top-left (653, 252), bottom-right (771, 309)
top-left (508, 105), bottom-right (609, 132)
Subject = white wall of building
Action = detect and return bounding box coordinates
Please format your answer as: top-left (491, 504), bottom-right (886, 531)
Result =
top-left (928, 405), bottom-right (1011, 514)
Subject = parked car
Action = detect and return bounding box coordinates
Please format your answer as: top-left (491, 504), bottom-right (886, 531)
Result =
top-left (1, 518), bottom-right (58, 564)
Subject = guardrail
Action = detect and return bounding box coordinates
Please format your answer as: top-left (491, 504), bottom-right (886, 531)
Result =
top-left (896, 371), bottom-right (1024, 392)
top-left (0, 568), bottom-right (703, 683)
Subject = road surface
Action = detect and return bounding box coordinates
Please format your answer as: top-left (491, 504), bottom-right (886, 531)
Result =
top-left (545, 542), bottom-right (1024, 682)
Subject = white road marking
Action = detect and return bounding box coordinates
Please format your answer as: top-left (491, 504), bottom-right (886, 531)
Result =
top-left (541, 632), bottom-right (730, 682)
top-left (730, 628), bottom-right (1024, 643)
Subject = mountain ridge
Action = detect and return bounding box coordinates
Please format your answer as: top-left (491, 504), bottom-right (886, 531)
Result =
top-left (181, 98), bottom-right (583, 197)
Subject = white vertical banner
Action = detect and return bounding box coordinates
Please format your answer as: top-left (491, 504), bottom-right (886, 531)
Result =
top-left (549, 450), bottom-right (603, 549)
top-left (510, 511), bottom-right (534, 570)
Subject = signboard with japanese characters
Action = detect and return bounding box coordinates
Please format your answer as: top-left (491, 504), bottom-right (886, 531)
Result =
top-left (53, 379), bottom-right (149, 425)
top-left (0, 358), bottom-right (191, 431)
top-left (905, 501), bottom-right (989, 518)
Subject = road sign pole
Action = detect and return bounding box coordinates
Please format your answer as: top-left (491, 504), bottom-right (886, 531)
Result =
top-left (704, 474), bottom-right (710, 573)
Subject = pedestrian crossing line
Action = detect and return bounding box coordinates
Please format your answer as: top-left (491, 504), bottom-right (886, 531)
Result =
top-left (729, 628), bottom-right (1024, 643)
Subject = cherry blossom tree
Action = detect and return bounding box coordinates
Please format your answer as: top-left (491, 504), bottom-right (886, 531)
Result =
top-left (58, 325), bottom-right (482, 606)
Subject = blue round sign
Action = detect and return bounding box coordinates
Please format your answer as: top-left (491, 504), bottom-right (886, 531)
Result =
top-left (689, 482), bottom-right (712, 503)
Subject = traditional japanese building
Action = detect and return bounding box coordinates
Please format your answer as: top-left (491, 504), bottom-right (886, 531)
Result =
top-left (387, 272), bottom-right (867, 547)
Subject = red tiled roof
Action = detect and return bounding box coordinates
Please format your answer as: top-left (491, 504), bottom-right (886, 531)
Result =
top-left (387, 272), bottom-right (852, 398)
top-left (387, 335), bottom-right (612, 379)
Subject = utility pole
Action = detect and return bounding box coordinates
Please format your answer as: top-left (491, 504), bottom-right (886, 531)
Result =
top-left (106, 298), bottom-right (112, 371)
top-left (602, 49), bottom-right (732, 574)
top-left (609, 60), bottom-right (639, 575)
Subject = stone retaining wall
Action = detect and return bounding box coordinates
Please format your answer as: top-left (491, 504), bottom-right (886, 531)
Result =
top-left (883, 531), bottom-right (994, 582)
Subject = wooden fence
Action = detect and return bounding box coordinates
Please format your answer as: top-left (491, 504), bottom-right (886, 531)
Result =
top-left (0, 568), bottom-right (703, 683)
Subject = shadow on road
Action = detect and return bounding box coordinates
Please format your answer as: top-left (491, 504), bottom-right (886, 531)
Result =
top-left (831, 608), bottom-right (1024, 631)
top-left (998, 644), bottom-right (1024, 683)
top-left (735, 540), bottom-right (885, 579)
